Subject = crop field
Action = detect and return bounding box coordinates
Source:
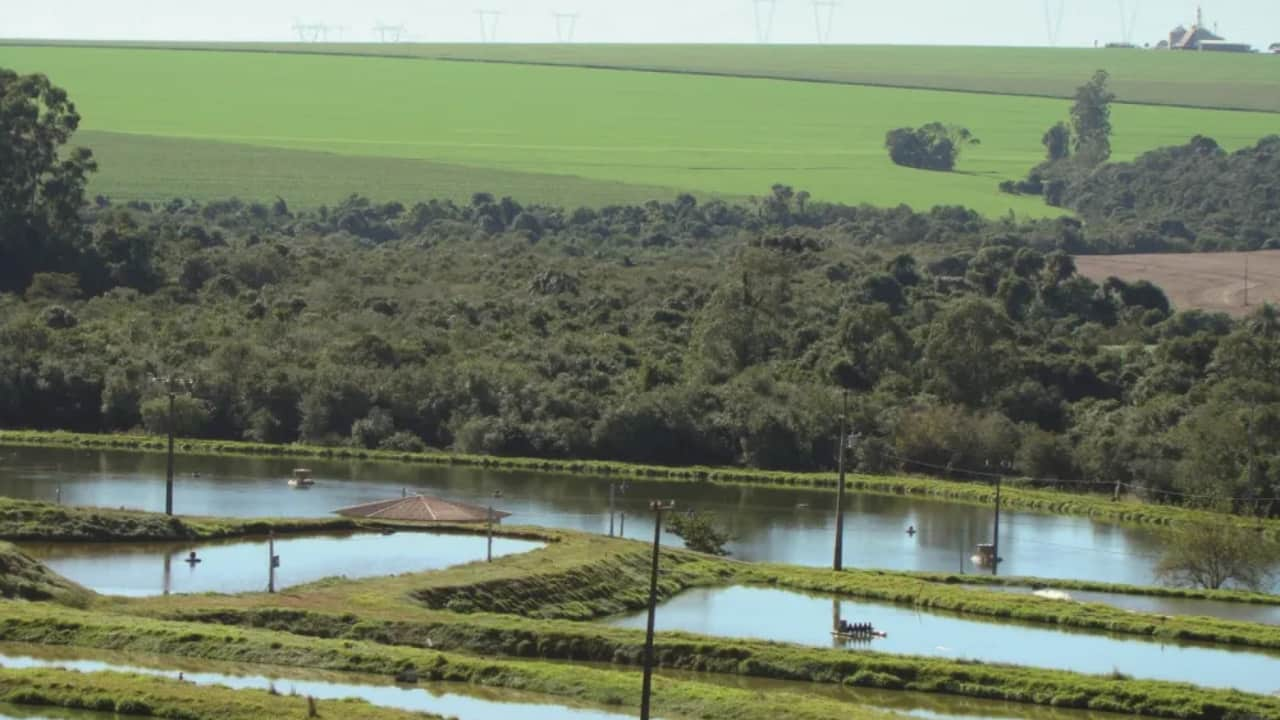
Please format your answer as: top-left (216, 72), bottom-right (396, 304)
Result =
top-left (1076, 250), bottom-right (1280, 317)
top-left (8, 41), bottom-right (1280, 112)
top-left (0, 44), bottom-right (1277, 211)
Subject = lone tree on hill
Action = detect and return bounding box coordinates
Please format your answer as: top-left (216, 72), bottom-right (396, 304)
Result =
top-left (1070, 69), bottom-right (1115, 166)
top-left (884, 123), bottom-right (979, 172)
top-left (1155, 520), bottom-right (1280, 591)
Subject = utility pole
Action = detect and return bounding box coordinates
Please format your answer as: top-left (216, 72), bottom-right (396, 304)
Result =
top-left (833, 389), bottom-right (850, 571)
top-left (619, 511), bottom-right (626, 537)
top-left (992, 472), bottom-right (1002, 576)
top-left (639, 500), bottom-right (675, 720)
top-left (486, 490), bottom-right (501, 562)
top-left (152, 376), bottom-right (192, 516)
top-left (163, 552), bottom-right (172, 596)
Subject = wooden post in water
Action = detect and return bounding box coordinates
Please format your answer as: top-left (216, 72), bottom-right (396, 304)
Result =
top-left (608, 482), bottom-right (616, 537)
top-left (268, 532), bottom-right (277, 593)
top-left (163, 552), bottom-right (172, 595)
top-left (619, 511), bottom-right (625, 537)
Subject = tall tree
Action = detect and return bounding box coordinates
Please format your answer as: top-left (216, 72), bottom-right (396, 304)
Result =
top-left (0, 69), bottom-right (97, 294)
top-left (1042, 121), bottom-right (1072, 162)
top-left (1070, 70), bottom-right (1115, 166)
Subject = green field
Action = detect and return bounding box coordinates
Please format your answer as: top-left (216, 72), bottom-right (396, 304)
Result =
top-left (7, 41), bottom-right (1279, 112)
top-left (1, 45), bottom-right (1277, 211)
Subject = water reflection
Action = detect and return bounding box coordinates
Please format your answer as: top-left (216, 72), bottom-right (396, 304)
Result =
top-left (0, 644), bottom-right (633, 720)
top-left (606, 586), bottom-right (1280, 695)
top-left (0, 446), bottom-right (1216, 587)
top-left (20, 531), bottom-right (541, 596)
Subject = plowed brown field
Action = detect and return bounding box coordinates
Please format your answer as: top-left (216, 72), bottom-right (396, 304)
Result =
top-left (1075, 251), bottom-right (1280, 317)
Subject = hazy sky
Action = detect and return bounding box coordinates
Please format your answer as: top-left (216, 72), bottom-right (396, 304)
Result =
top-left (4, 0), bottom-right (1277, 50)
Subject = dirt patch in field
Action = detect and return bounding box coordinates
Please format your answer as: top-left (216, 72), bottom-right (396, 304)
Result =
top-left (1074, 251), bottom-right (1280, 318)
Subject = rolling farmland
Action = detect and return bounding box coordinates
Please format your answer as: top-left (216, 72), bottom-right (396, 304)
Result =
top-left (0, 44), bottom-right (1276, 209)
top-left (1075, 251), bottom-right (1280, 317)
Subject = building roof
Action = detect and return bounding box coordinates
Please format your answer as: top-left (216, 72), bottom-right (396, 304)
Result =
top-left (334, 494), bottom-right (510, 523)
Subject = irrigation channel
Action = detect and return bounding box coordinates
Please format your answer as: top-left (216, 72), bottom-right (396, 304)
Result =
top-left (0, 643), bottom-right (1157, 720)
top-left (606, 586), bottom-right (1280, 695)
top-left (0, 446), bottom-right (1190, 588)
top-left (19, 531), bottom-right (543, 596)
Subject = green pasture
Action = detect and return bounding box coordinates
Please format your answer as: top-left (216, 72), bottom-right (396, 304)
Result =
top-left (8, 40), bottom-right (1280, 112)
top-left (1, 45), bottom-right (1276, 212)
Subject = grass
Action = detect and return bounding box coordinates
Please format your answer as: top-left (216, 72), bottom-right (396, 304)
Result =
top-left (0, 605), bottom-right (907, 720)
top-left (79, 129), bottom-right (696, 208)
top-left (0, 666), bottom-right (445, 720)
top-left (0, 542), bottom-right (91, 607)
top-left (7, 429), bottom-right (1279, 538)
top-left (5, 41), bottom-right (1279, 113)
top-left (0, 45), bottom-right (1276, 213)
top-left (6, 501), bottom-right (1280, 717)
top-left (5, 596), bottom-right (1277, 720)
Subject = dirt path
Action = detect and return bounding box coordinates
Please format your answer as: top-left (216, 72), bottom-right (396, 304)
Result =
top-left (1075, 250), bottom-right (1280, 317)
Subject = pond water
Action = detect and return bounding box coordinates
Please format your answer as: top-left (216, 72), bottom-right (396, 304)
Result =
top-left (19, 531), bottom-right (542, 596)
top-left (959, 584), bottom-right (1280, 626)
top-left (0, 446), bottom-right (1236, 588)
top-left (606, 585), bottom-right (1280, 695)
top-left (0, 643), bottom-right (635, 720)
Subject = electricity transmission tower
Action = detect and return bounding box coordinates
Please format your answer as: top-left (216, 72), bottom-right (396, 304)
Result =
top-left (1117, 0), bottom-right (1139, 44)
top-left (752, 0), bottom-right (778, 43)
top-left (553, 12), bottom-right (580, 42)
top-left (373, 22), bottom-right (407, 43)
top-left (477, 10), bottom-right (503, 42)
top-left (1043, 0), bottom-right (1067, 46)
top-left (812, 0), bottom-right (838, 43)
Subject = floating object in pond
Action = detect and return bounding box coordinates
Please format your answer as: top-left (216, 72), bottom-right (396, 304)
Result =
top-left (288, 468), bottom-right (315, 488)
top-left (906, 525), bottom-right (916, 536)
top-left (833, 620), bottom-right (886, 639)
top-left (184, 551), bottom-right (201, 565)
top-left (1032, 589), bottom-right (1073, 601)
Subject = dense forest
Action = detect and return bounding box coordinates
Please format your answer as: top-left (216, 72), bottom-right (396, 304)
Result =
top-left (3, 68), bottom-right (1280, 516)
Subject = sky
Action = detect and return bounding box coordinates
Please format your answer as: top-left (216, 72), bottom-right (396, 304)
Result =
top-left (3, 0), bottom-right (1277, 50)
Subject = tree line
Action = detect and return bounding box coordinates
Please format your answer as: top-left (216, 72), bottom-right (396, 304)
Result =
top-left (3, 68), bottom-right (1280, 517)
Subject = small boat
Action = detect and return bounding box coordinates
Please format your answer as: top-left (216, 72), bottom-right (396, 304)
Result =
top-left (288, 468), bottom-right (315, 488)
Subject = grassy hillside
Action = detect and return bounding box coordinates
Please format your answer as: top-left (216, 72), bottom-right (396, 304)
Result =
top-left (5, 41), bottom-right (1279, 113)
top-left (0, 45), bottom-right (1274, 213)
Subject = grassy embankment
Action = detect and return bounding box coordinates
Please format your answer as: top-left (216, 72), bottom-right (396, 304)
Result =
top-left (4, 41), bottom-right (1277, 113)
top-left (3, 599), bottom-right (1276, 720)
top-left (0, 667), bottom-right (441, 720)
top-left (6, 429), bottom-right (1278, 538)
top-left (0, 542), bottom-right (91, 607)
top-left (0, 45), bottom-right (1274, 212)
top-left (5, 501), bottom-right (1280, 717)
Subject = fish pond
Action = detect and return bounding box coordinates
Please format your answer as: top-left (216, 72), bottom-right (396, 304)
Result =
top-left (0, 445), bottom-right (1254, 589)
top-left (19, 531), bottom-right (541, 596)
top-left (607, 586), bottom-right (1280, 695)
